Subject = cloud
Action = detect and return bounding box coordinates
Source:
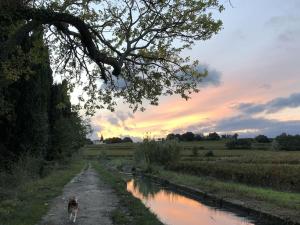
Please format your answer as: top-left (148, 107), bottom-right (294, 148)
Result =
top-left (277, 29), bottom-right (300, 42)
top-left (170, 115), bottom-right (300, 138)
top-left (106, 111), bottom-right (134, 127)
top-left (236, 92), bottom-right (300, 114)
top-left (214, 116), bottom-right (300, 137)
top-left (88, 124), bottom-right (103, 140)
top-left (265, 15), bottom-right (300, 28)
top-left (259, 83), bottom-right (272, 90)
top-left (197, 64), bottom-right (222, 87)
top-left (265, 15), bottom-right (300, 44)
top-left (116, 111), bottom-right (134, 122)
top-left (107, 116), bottom-right (120, 125)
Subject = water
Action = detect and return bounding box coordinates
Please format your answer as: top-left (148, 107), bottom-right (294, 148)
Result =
top-left (127, 177), bottom-right (256, 225)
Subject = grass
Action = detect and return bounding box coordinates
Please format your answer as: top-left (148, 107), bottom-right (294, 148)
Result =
top-left (0, 157), bottom-right (85, 225)
top-left (158, 170), bottom-right (300, 210)
top-left (92, 161), bottom-right (163, 225)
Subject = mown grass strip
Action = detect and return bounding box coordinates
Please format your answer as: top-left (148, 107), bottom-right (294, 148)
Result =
top-left (91, 161), bottom-right (163, 225)
top-left (0, 158), bottom-right (85, 225)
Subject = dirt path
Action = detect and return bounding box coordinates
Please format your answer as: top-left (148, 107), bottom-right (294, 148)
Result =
top-left (38, 164), bottom-right (119, 225)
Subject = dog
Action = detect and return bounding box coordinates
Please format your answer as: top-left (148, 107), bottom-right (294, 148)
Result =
top-left (68, 196), bottom-right (79, 223)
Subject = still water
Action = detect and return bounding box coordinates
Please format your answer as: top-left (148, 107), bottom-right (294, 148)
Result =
top-left (127, 177), bottom-right (256, 225)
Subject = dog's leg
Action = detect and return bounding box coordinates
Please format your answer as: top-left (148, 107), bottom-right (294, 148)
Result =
top-left (73, 210), bottom-right (77, 223)
top-left (69, 212), bottom-right (72, 221)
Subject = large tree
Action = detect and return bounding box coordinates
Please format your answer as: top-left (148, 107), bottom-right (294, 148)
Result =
top-left (0, 0), bottom-right (223, 114)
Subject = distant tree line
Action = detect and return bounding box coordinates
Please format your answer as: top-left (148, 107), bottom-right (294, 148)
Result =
top-left (273, 133), bottom-right (300, 151)
top-left (166, 132), bottom-right (238, 142)
top-left (165, 131), bottom-right (300, 151)
top-left (103, 137), bottom-right (133, 144)
top-left (0, 30), bottom-right (90, 170)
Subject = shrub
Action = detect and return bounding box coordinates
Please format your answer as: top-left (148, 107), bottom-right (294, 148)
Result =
top-left (226, 139), bottom-right (252, 149)
top-left (274, 134), bottom-right (300, 151)
top-left (134, 140), bottom-right (181, 167)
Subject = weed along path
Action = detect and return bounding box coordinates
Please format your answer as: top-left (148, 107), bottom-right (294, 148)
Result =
top-left (38, 164), bottom-right (118, 225)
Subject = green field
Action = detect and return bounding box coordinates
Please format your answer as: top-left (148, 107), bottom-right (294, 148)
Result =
top-left (83, 141), bottom-right (300, 193)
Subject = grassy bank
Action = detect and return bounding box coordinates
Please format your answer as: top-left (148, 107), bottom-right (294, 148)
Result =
top-left (0, 157), bottom-right (85, 225)
top-left (156, 169), bottom-right (300, 222)
top-left (92, 161), bottom-right (163, 225)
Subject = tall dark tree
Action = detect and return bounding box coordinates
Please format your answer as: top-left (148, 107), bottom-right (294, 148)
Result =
top-left (207, 132), bottom-right (220, 141)
top-left (181, 132), bottom-right (195, 142)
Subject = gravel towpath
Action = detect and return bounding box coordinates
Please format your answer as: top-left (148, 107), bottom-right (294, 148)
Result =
top-left (38, 164), bottom-right (118, 225)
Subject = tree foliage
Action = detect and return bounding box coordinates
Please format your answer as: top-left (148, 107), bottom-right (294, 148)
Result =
top-left (255, 134), bottom-right (270, 143)
top-left (273, 133), bottom-right (300, 151)
top-left (0, 29), bottom-right (90, 167)
top-left (0, 0), bottom-right (224, 114)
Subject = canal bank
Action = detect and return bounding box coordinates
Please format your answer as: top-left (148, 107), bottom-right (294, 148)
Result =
top-left (136, 171), bottom-right (300, 225)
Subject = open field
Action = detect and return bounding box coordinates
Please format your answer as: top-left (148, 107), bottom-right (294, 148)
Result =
top-left (83, 142), bottom-right (300, 191)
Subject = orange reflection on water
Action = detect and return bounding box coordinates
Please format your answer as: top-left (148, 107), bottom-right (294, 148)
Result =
top-left (127, 179), bottom-right (255, 225)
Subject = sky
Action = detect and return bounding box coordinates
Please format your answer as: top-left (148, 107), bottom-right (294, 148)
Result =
top-left (84, 0), bottom-right (300, 141)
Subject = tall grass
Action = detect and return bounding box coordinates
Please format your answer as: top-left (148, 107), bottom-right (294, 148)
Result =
top-left (134, 140), bottom-right (181, 168)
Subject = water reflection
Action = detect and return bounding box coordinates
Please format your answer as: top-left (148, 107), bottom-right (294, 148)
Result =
top-left (127, 178), bottom-right (255, 225)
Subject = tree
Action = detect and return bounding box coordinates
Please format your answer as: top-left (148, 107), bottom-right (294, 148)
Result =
top-left (207, 132), bottom-right (220, 141)
top-left (194, 133), bottom-right (204, 141)
top-left (1, 0), bottom-right (224, 114)
top-left (233, 133), bottom-right (238, 140)
top-left (255, 134), bottom-right (270, 143)
top-left (175, 134), bottom-right (182, 141)
top-left (123, 137), bottom-right (133, 143)
top-left (166, 133), bottom-right (176, 140)
top-left (0, 28), bottom-right (90, 165)
top-left (104, 137), bottom-right (123, 144)
top-left (181, 132), bottom-right (195, 142)
top-left (274, 134), bottom-right (300, 151)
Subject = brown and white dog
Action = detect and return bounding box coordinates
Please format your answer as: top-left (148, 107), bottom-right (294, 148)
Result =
top-left (68, 196), bottom-right (79, 223)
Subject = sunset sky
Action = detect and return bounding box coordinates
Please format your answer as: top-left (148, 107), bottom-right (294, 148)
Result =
top-left (83, 0), bottom-right (300, 141)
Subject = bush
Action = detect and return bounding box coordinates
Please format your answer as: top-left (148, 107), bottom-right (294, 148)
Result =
top-left (226, 139), bottom-right (252, 149)
top-left (255, 135), bottom-right (270, 143)
top-left (134, 140), bottom-right (181, 167)
top-left (274, 134), bottom-right (300, 151)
